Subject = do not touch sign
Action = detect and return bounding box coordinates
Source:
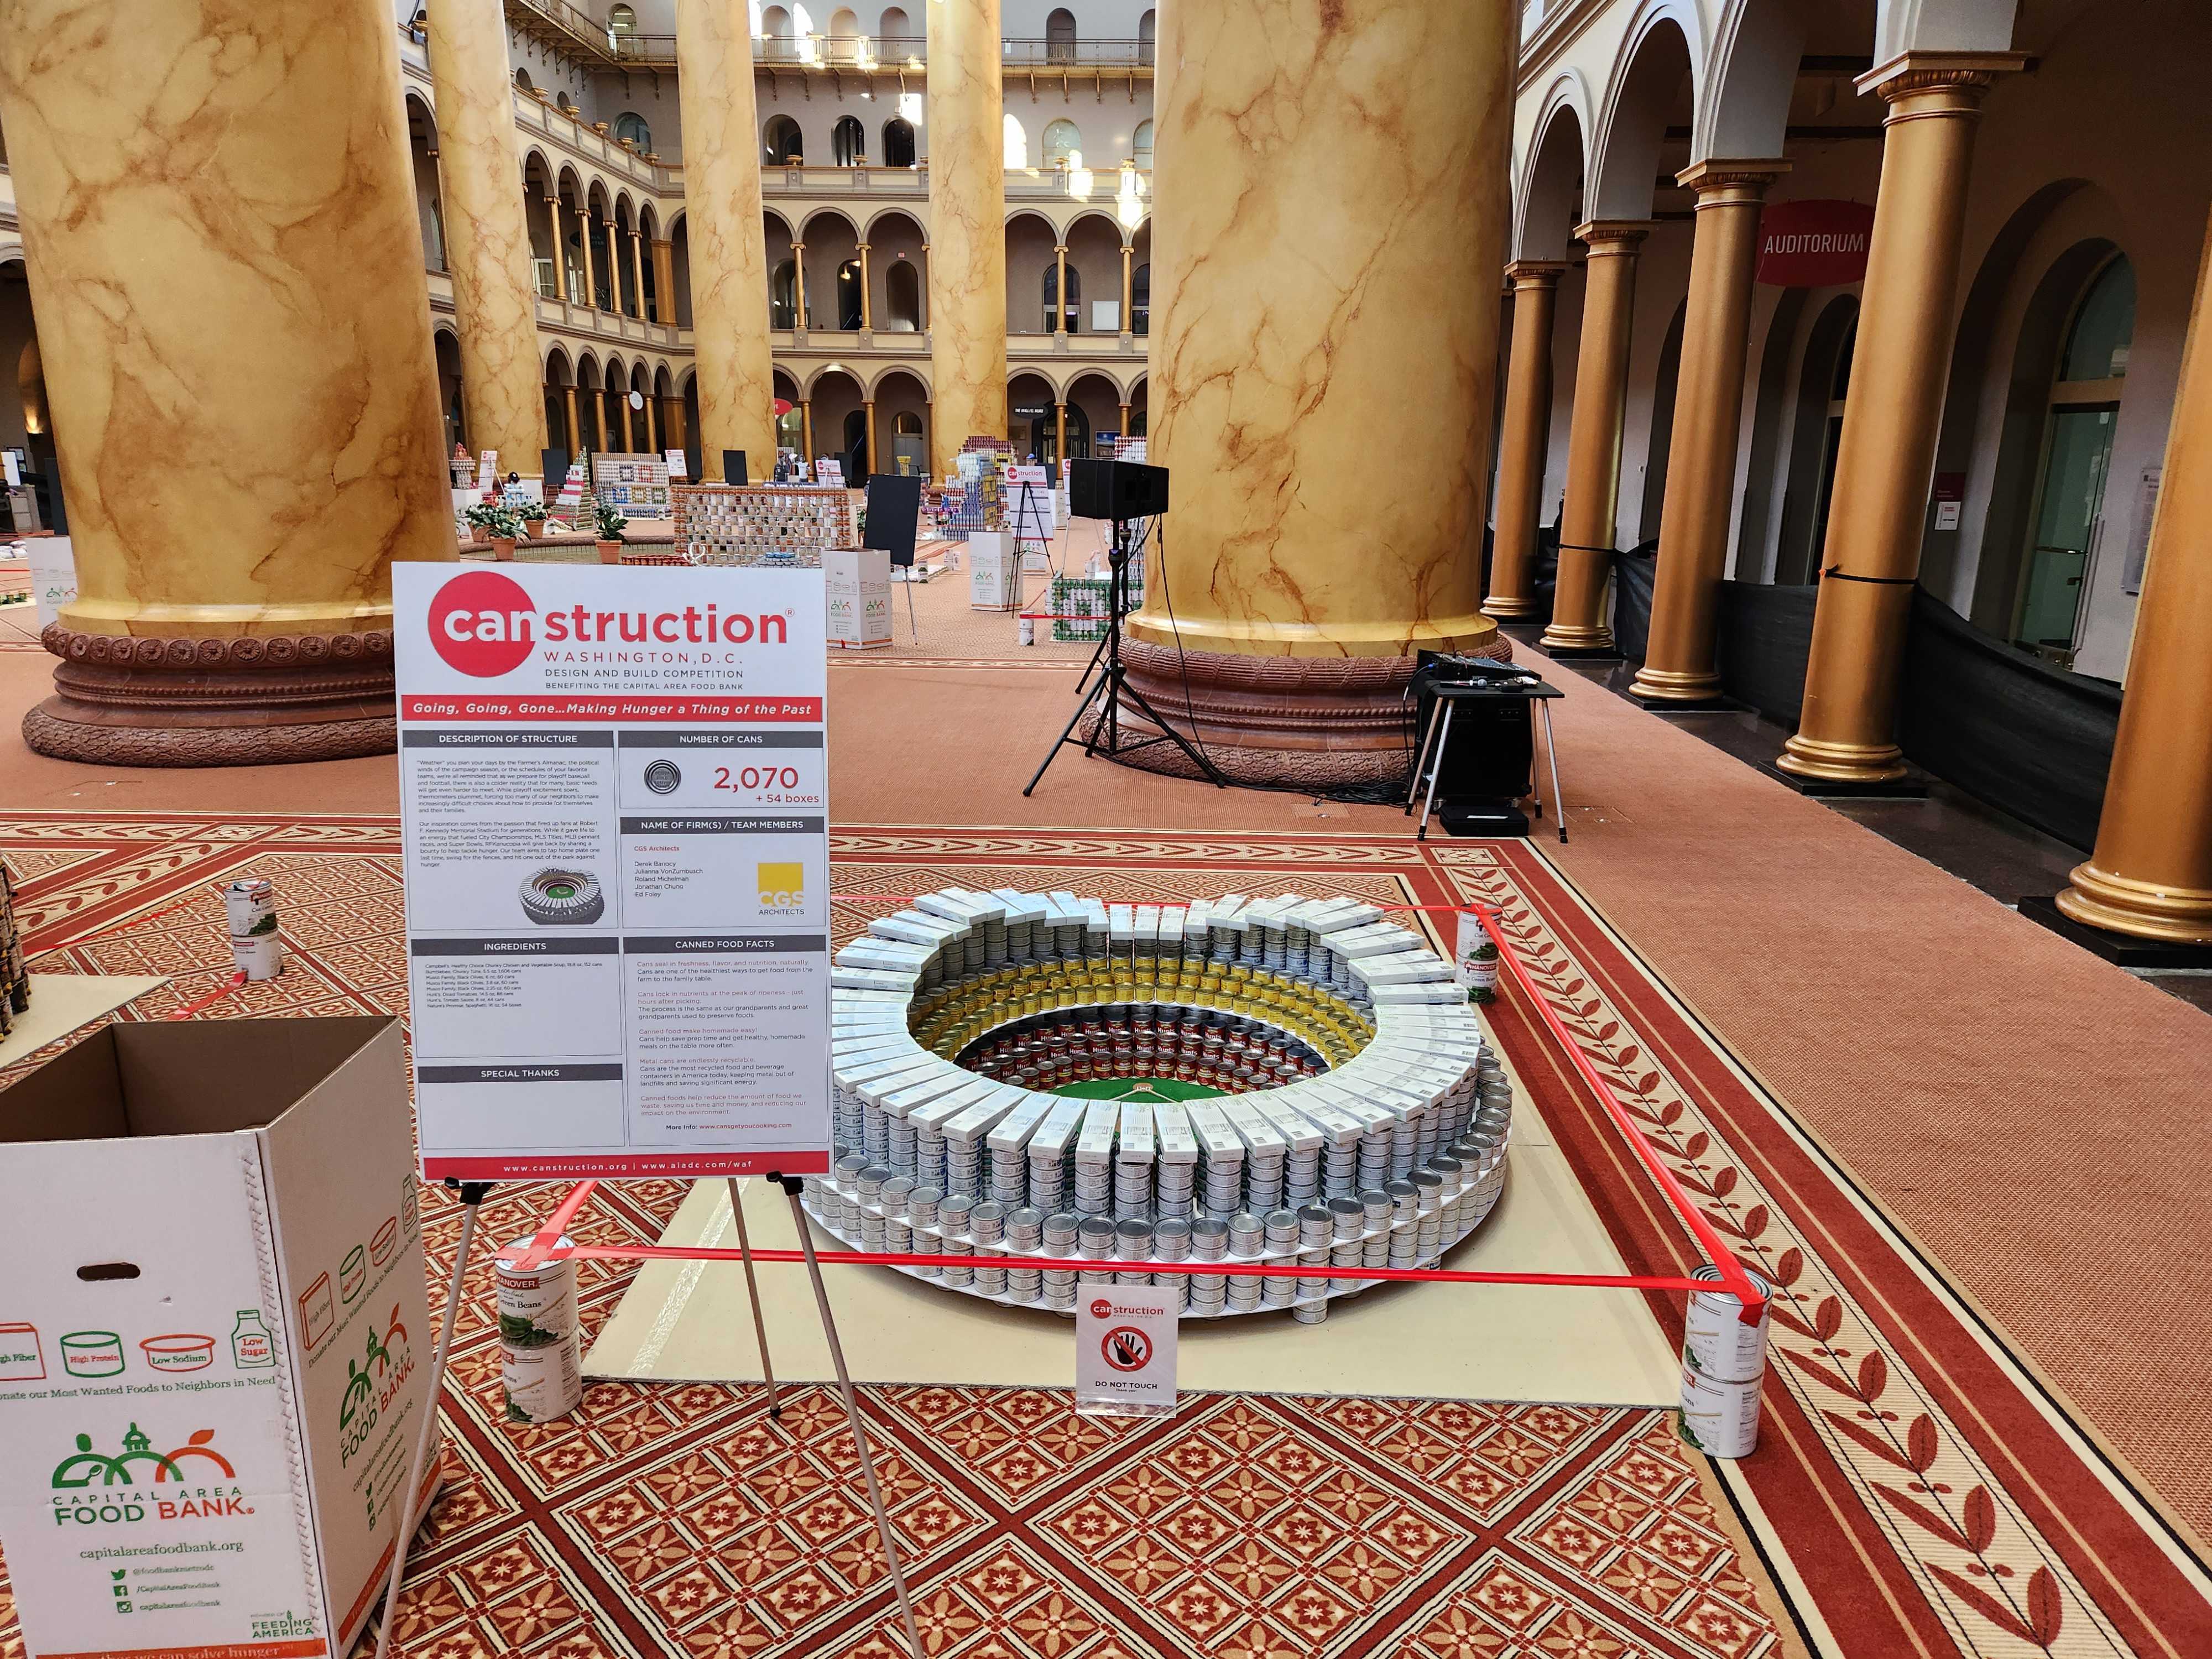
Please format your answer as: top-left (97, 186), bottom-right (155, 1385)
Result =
top-left (1075, 1291), bottom-right (1178, 1418)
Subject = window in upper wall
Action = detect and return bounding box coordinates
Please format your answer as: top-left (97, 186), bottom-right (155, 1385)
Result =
top-left (764, 114), bottom-right (804, 164)
top-left (1004, 113), bottom-right (1028, 169)
top-left (1043, 119), bottom-right (1082, 168)
top-left (833, 115), bottom-right (866, 165)
top-left (885, 259), bottom-right (921, 330)
top-left (1046, 8), bottom-right (1077, 62)
top-left (1132, 119), bottom-right (1152, 169)
top-left (879, 6), bottom-right (911, 50)
top-left (514, 67), bottom-right (535, 92)
top-left (883, 117), bottom-right (916, 168)
top-left (1139, 8), bottom-right (1155, 62)
top-left (608, 4), bottom-right (636, 32)
top-left (614, 112), bottom-right (651, 152)
top-left (763, 4), bottom-right (792, 39)
top-left (829, 6), bottom-right (859, 58)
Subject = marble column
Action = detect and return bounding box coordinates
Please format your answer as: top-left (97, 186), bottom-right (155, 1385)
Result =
top-left (926, 0), bottom-right (1008, 471)
top-left (1485, 261), bottom-right (1564, 619)
top-left (1123, 0), bottom-right (1510, 787)
top-left (675, 0), bottom-right (778, 480)
top-left (1541, 222), bottom-right (1648, 654)
top-left (0, 0), bottom-right (451, 765)
top-left (545, 185), bottom-right (570, 304)
top-left (1631, 163), bottom-right (1786, 702)
top-left (651, 237), bottom-right (677, 325)
top-left (1780, 55), bottom-right (2022, 784)
top-left (428, 0), bottom-right (550, 481)
top-left (2058, 211), bottom-right (2212, 942)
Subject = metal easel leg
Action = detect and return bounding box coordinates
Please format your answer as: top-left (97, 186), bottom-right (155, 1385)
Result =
top-left (372, 1181), bottom-right (488, 1659)
top-left (1406, 697), bottom-right (1447, 812)
top-left (771, 1175), bottom-right (926, 1659)
top-left (1416, 703), bottom-right (1454, 841)
top-left (726, 1177), bottom-right (782, 1418)
top-left (1541, 701), bottom-right (1567, 843)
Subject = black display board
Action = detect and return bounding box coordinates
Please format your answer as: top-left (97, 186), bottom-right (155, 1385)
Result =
top-left (721, 449), bottom-right (748, 486)
top-left (863, 473), bottom-right (923, 568)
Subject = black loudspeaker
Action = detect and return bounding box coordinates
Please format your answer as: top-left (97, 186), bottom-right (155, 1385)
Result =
top-left (721, 449), bottom-right (749, 486)
top-left (1070, 457), bottom-right (1170, 521)
top-left (1413, 687), bottom-right (1535, 802)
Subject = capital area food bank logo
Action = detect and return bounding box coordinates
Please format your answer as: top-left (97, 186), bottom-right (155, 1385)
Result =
top-left (52, 1422), bottom-right (236, 1487)
top-left (338, 1304), bottom-right (415, 1469)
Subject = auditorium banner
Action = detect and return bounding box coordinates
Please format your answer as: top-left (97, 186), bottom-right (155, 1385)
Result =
top-left (1757, 200), bottom-right (1876, 288)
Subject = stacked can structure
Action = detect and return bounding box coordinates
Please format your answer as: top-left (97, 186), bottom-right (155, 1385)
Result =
top-left (497, 1237), bottom-right (583, 1423)
top-left (0, 859), bottom-right (30, 1037)
top-left (817, 888), bottom-right (1509, 1323)
top-left (1677, 1264), bottom-right (1772, 1459)
top-left (223, 877), bottom-right (284, 981)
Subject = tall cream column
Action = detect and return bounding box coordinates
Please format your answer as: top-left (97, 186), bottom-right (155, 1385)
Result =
top-left (1780, 55), bottom-right (2022, 784)
top-left (2059, 211), bottom-right (2212, 942)
top-left (0, 0), bottom-right (451, 765)
top-left (1485, 262), bottom-right (1564, 619)
top-left (1541, 222), bottom-right (1648, 654)
top-left (676, 0), bottom-right (778, 479)
top-left (1631, 163), bottom-right (1786, 702)
top-left (1122, 0), bottom-right (1510, 787)
top-left (926, 0), bottom-right (1008, 471)
top-left (429, 0), bottom-right (550, 481)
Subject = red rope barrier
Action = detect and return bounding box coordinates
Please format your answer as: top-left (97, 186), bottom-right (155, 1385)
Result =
top-left (165, 971), bottom-right (246, 1020)
top-left (510, 1180), bottom-right (601, 1268)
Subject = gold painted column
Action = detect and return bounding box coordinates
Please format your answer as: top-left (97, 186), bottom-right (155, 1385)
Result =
top-left (580, 207), bottom-right (599, 311)
top-left (791, 242), bottom-right (810, 330)
top-left (0, 0), bottom-right (451, 765)
top-left (1123, 0), bottom-right (1510, 786)
top-left (675, 0), bottom-right (777, 479)
top-left (1485, 261), bottom-right (1565, 619)
top-left (428, 0), bottom-right (550, 480)
top-left (1781, 55), bottom-right (2021, 783)
top-left (545, 185), bottom-right (569, 303)
top-left (1541, 221), bottom-right (1648, 653)
top-left (651, 237), bottom-right (676, 324)
top-left (662, 395), bottom-right (688, 453)
top-left (863, 400), bottom-right (878, 473)
top-left (1055, 401), bottom-right (1067, 461)
top-left (1121, 244), bottom-right (1133, 335)
top-left (644, 393), bottom-right (659, 453)
top-left (1055, 244), bottom-right (1069, 335)
top-left (596, 388), bottom-right (612, 447)
top-left (2059, 211), bottom-right (2212, 942)
top-left (562, 388), bottom-right (581, 453)
top-left (629, 228), bottom-right (648, 321)
top-left (618, 392), bottom-right (634, 452)
top-left (1632, 162), bottom-right (1787, 701)
top-left (800, 399), bottom-right (814, 460)
top-left (857, 242), bottom-right (874, 330)
top-left (926, 0), bottom-right (1008, 470)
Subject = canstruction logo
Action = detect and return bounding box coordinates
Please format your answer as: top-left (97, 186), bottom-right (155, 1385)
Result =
top-left (337, 1304), bottom-right (415, 1469)
top-left (49, 1423), bottom-right (244, 1527)
top-left (428, 570), bottom-right (792, 677)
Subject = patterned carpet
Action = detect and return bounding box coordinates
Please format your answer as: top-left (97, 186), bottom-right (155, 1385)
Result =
top-left (1, 813), bottom-right (2205, 1659)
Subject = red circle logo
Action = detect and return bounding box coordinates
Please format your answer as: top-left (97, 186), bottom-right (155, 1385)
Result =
top-left (428, 570), bottom-right (537, 677)
top-left (1089, 1299), bottom-right (1113, 1319)
top-left (1102, 1327), bottom-right (1151, 1373)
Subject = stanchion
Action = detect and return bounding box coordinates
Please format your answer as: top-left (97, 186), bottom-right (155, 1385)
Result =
top-left (724, 1176), bottom-right (782, 1418)
top-left (372, 1180), bottom-right (491, 1659)
top-left (769, 1172), bottom-right (926, 1659)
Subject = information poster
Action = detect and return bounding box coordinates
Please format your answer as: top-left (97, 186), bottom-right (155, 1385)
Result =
top-left (392, 562), bottom-right (832, 1180)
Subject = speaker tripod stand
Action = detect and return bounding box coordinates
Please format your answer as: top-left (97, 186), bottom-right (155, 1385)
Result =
top-left (1024, 517), bottom-right (1226, 795)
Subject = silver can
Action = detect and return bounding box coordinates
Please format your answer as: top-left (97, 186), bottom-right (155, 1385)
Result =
top-left (496, 1236), bottom-right (578, 1348)
top-left (1678, 1361), bottom-right (1761, 1459)
top-left (1683, 1264), bottom-right (1771, 1385)
top-left (225, 878), bottom-right (283, 980)
top-left (503, 1335), bottom-right (583, 1424)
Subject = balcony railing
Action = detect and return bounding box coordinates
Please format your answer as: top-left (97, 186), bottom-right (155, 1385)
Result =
top-left (752, 35), bottom-right (1154, 70)
top-left (761, 161), bottom-right (1152, 208)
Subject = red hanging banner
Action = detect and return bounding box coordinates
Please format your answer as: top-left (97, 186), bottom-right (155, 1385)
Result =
top-left (1757, 199), bottom-right (1876, 288)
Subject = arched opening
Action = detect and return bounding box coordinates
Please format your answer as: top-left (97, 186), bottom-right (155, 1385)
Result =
top-left (669, 214), bottom-right (694, 326)
top-left (405, 97), bottom-right (444, 273)
top-left (543, 350), bottom-right (572, 479)
top-left (1138, 10), bottom-right (1155, 65)
top-left (879, 7), bottom-right (912, 49)
top-left (1065, 373), bottom-right (1121, 462)
top-left (1131, 263), bottom-right (1149, 337)
top-left (810, 368), bottom-right (866, 474)
top-left (774, 370), bottom-right (804, 459)
top-left (763, 4), bottom-right (793, 50)
top-left (885, 258), bottom-right (921, 331)
top-left (4, 264), bottom-right (66, 533)
top-left (1042, 118), bottom-right (1082, 170)
top-left (1776, 298), bottom-right (1859, 587)
top-left (514, 67), bottom-right (535, 93)
top-left (875, 369), bottom-right (931, 476)
top-left (1044, 262), bottom-right (1081, 334)
top-left (1008, 373), bottom-right (1058, 463)
top-left (435, 331), bottom-right (467, 453)
top-left (608, 4), bottom-right (636, 34)
top-left (836, 259), bottom-right (864, 330)
top-left (614, 112), bottom-right (651, 152)
top-left (1046, 7), bottom-right (1077, 62)
top-left (771, 259), bottom-right (799, 330)
top-left (829, 7), bottom-right (860, 60)
top-left (556, 92), bottom-right (575, 113)
top-left (882, 117), bottom-right (916, 168)
top-left (1003, 212), bottom-right (1058, 332)
top-left (764, 114), bottom-right (804, 165)
top-left (1004, 113), bottom-right (1029, 170)
top-left (833, 115), bottom-right (866, 166)
top-left (1131, 119), bottom-right (1152, 170)
top-left (1637, 301), bottom-right (1688, 543)
top-left (2009, 254), bottom-right (2135, 661)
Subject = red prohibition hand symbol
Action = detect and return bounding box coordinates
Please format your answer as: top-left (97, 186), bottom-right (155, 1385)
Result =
top-left (1103, 1327), bottom-right (1151, 1372)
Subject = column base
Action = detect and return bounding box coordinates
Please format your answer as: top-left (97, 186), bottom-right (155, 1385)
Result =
top-left (1627, 666), bottom-right (1725, 707)
top-left (2051, 862), bottom-right (2212, 948)
top-left (23, 624), bottom-right (397, 768)
top-left (1776, 733), bottom-right (1911, 787)
top-left (1097, 637), bottom-right (1510, 791)
top-left (1481, 596), bottom-right (1540, 621)
top-left (1535, 623), bottom-right (1617, 659)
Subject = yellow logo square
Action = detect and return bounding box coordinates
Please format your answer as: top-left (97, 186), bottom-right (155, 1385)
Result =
top-left (758, 863), bottom-right (804, 906)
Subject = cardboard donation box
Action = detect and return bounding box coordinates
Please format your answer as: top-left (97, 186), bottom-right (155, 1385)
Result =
top-left (968, 531), bottom-right (1018, 611)
top-left (825, 547), bottom-right (893, 648)
top-left (0, 1016), bottom-right (435, 1659)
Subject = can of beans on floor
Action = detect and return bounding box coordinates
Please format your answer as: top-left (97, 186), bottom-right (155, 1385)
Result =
top-left (498, 1235), bottom-right (583, 1424)
top-left (224, 878), bottom-right (284, 980)
top-left (1677, 1264), bottom-right (1771, 1459)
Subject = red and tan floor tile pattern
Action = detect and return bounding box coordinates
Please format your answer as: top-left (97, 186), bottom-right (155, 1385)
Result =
top-left (2, 813), bottom-right (2205, 1658)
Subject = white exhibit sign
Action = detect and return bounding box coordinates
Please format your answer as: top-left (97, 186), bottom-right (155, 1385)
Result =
top-left (28, 535), bottom-right (75, 629)
top-left (666, 447), bottom-right (688, 478)
top-left (1074, 1288), bottom-right (1179, 1418)
top-left (824, 547), bottom-right (891, 648)
top-left (392, 561), bottom-right (833, 1181)
top-left (815, 457), bottom-right (845, 486)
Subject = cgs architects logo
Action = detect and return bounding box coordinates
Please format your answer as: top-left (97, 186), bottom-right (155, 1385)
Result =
top-left (757, 862), bottom-right (806, 917)
top-left (50, 1422), bottom-right (244, 1530)
top-left (427, 570), bottom-right (792, 677)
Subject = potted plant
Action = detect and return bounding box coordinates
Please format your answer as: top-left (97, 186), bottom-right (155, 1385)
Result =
top-left (517, 498), bottom-right (549, 540)
top-left (593, 500), bottom-right (628, 564)
top-left (478, 503), bottom-right (523, 560)
top-left (461, 500), bottom-right (507, 546)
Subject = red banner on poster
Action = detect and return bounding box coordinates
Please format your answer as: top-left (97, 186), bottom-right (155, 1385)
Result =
top-left (1757, 199), bottom-right (1875, 288)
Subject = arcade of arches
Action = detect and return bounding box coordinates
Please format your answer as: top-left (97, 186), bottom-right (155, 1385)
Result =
top-left (0, 7), bottom-right (2209, 1659)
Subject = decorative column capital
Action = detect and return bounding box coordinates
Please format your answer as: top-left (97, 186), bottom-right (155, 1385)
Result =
top-left (1055, 244), bottom-right (1069, 255)
top-left (1574, 220), bottom-right (1652, 257)
top-left (856, 241), bottom-right (871, 253)
top-left (1675, 158), bottom-right (1790, 200)
top-left (792, 240), bottom-right (806, 252)
top-left (1860, 50), bottom-right (2028, 108)
top-left (1504, 260), bottom-right (1568, 289)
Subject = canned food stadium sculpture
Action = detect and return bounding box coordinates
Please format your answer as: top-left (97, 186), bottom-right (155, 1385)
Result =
top-left (816, 890), bottom-right (1511, 1322)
